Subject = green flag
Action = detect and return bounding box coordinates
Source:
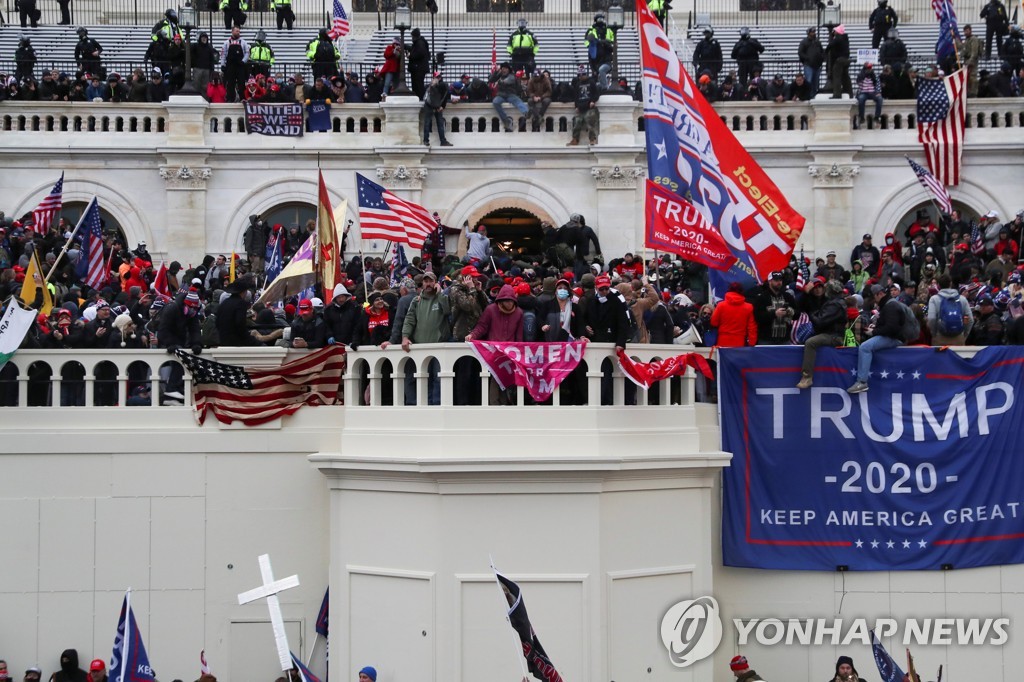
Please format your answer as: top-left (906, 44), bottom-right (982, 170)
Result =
top-left (0, 301), bottom-right (35, 370)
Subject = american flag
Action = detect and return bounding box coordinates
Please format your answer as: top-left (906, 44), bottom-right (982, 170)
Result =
top-left (389, 242), bottom-right (409, 288)
top-left (917, 69), bottom-right (968, 186)
top-left (794, 246), bottom-right (808, 290)
top-left (289, 652), bottom-right (322, 682)
top-left (970, 221), bottom-right (985, 255)
top-left (356, 173), bottom-right (435, 250)
top-left (906, 156), bottom-right (953, 214)
top-left (31, 172), bottom-right (64, 235)
top-left (327, 0), bottom-right (350, 39)
top-left (73, 197), bottom-right (107, 289)
top-left (932, 0), bottom-right (960, 62)
top-left (175, 345), bottom-right (346, 426)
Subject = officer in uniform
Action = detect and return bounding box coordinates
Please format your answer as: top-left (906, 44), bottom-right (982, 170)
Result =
top-left (730, 26), bottom-right (764, 87)
top-left (692, 27), bottom-right (722, 78)
top-left (248, 29), bottom-right (275, 77)
top-left (271, 0), bottom-right (294, 30)
top-left (507, 18), bottom-right (538, 74)
top-left (868, 0), bottom-right (898, 49)
top-left (647, 0), bottom-right (667, 27)
top-left (220, 0), bottom-right (248, 30)
top-left (584, 12), bottom-right (615, 90)
top-left (306, 29), bottom-right (340, 80)
top-left (75, 27), bottom-right (104, 78)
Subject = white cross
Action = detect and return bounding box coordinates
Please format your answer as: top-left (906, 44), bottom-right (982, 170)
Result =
top-left (237, 554), bottom-right (301, 671)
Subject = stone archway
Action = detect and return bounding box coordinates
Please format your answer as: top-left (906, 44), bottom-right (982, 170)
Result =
top-left (870, 177), bottom-right (1005, 242)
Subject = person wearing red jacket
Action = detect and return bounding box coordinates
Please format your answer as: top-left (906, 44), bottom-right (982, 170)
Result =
top-left (710, 283), bottom-right (758, 346)
top-left (379, 37), bottom-right (402, 97)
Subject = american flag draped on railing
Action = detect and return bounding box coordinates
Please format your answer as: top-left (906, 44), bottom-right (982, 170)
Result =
top-left (906, 156), bottom-right (953, 214)
top-left (917, 69), bottom-right (968, 186)
top-left (175, 346), bottom-right (347, 426)
top-left (31, 172), bottom-right (64, 235)
top-left (932, 0), bottom-right (961, 63)
top-left (327, 0), bottom-right (350, 39)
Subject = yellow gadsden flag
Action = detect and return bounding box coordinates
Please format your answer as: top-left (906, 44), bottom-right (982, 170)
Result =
top-left (20, 250), bottom-right (54, 315)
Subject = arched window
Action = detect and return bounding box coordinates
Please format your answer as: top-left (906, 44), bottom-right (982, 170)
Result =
top-left (258, 202), bottom-right (318, 237)
top-left (50, 202), bottom-right (129, 247)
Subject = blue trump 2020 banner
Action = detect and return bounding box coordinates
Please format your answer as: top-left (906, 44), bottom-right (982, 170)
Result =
top-left (720, 346), bottom-right (1024, 571)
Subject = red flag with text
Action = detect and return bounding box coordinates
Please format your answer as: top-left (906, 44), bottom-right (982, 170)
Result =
top-left (470, 340), bottom-right (587, 402)
top-left (616, 348), bottom-right (714, 390)
top-left (644, 180), bottom-right (734, 270)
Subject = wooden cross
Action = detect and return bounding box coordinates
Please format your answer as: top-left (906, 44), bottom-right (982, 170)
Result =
top-left (237, 554), bottom-right (300, 671)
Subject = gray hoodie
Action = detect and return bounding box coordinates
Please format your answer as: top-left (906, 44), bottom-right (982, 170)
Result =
top-left (926, 288), bottom-right (974, 337)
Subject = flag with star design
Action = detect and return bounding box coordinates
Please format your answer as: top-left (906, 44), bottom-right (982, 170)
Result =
top-left (174, 346), bottom-right (346, 426)
top-left (637, 0), bottom-right (804, 299)
top-left (719, 345), bottom-right (1024, 571)
top-left (356, 173), bottom-right (435, 250)
top-left (916, 69), bottom-right (967, 186)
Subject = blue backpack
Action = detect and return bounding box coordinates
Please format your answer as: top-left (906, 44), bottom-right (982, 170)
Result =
top-left (938, 295), bottom-right (964, 336)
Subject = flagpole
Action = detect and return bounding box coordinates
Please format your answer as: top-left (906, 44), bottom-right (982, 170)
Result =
top-left (305, 632), bottom-right (320, 668)
top-left (121, 589), bottom-right (132, 682)
top-left (488, 555), bottom-right (531, 682)
top-left (951, 25), bottom-right (961, 70)
top-left (44, 198), bottom-right (93, 285)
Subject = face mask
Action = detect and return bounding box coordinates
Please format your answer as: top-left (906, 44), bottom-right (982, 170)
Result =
top-left (597, 295), bottom-right (607, 303)
top-left (556, 289), bottom-right (570, 300)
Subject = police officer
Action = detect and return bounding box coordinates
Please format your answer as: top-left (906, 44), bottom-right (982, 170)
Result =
top-left (868, 0), bottom-right (898, 49)
top-left (15, 35), bottom-right (36, 80)
top-left (731, 27), bottom-right (764, 87)
top-left (647, 0), bottom-right (667, 27)
top-left (306, 29), bottom-right (340, 80)
top-left (692, 27), bottom-right (722, 78)
top-left (877, 27), bottom-right (907, 73)
top-left (585, 12), bottom-right (615, 90)
top-left (981, 0), bottom-right (1010, 59)
top-left (75, 27), bottom-right (104, 79)
top-left (271, 0), bottom-right (294, 30)
top-left (507, 18), bottom-right (538, 74)
top-left (248, 29), bottom-right (274, 77)
top-left (152, 9), bottom-right (183, 43)
top-left (1003, 25), bottom-right (1024, 71)
top-left (18, 0), bottom-right (38, 28)
top-left (220, 0), bottom-right (248, 30)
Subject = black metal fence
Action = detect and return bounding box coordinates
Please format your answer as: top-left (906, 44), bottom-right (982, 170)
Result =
top-left (688, 0), bottom-right (1004, 28)
top-left (1, 0), bottom-right (633, 28)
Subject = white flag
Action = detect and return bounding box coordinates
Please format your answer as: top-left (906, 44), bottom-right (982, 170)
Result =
top-left (0, 301), bottom-right (35, 370)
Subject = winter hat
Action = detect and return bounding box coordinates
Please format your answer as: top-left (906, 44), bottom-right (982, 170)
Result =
top-left (184, 289), bottom-right (201, 308)
top-left (359, 667), bottom-right (377, 681)
top-left (730, 655), bottom-right (749, 672)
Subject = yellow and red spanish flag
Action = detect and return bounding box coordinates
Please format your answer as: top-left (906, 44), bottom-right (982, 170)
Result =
top-left (315, 171), bottom-right (344, 304)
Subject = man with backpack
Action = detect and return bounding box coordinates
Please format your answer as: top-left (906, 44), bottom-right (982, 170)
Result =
top-left (847, 296), bottom-right (918, 394)
top-left (307, 29), bottom-right (340, 80)
top-left (926, 273), bottom-right (974, 345)
top-left (220, 26), bottom-right (249, 102)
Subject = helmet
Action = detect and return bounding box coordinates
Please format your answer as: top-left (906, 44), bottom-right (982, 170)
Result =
top-left (255, 28), bottom-right (267, 41)
top-left (517, 18), bottom-right (526, 29)
top-left (806, 26), bottom-right (815, 34)
top-left (165, 8), bottom-right (177, 20)
top-left (887, 27), bottom-right (898, 38)
top-left (594, 12), bottom-right (606, 23)
top-left (739, 26), bottom-right (750, 37)
top-left (319, 28), bottom-right (330, 40)
top-left (703, 27), bottom-right (714, 36)
top-left (77, 27), bottom-right (88, 37)
top-left (878, 0), bottom-right (887, 4)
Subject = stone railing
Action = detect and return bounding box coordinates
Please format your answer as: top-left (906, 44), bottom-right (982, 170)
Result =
top-left (3, 96), bottom-right (1024, 143)
top-left (0, 343), bottom-right (711, 410)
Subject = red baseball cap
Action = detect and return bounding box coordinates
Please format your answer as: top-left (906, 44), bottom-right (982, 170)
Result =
top-left (595, 275), bottom-right (612, 288)
top-left (298, 298), bottom-right (313, 310)
top-left (90, 660), bottom-right (105, 673)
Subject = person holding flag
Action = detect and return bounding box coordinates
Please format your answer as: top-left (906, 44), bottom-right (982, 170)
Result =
top-left (956, 24), bottom-right (984, 95)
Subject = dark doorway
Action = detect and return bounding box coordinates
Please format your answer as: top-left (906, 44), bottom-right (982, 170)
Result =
top-left (478, 207), bottom-right (544, 263)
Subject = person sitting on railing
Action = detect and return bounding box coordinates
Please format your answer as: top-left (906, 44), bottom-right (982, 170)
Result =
top-left (855, 62), bottom-right (883, 126)
top-left (525, 69), bottom-right (552, 132)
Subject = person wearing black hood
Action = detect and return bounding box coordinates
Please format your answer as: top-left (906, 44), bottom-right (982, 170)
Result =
top-left (192, 31), bottom-right (218, 96)
top-left (826, 655), bottom-right (867, 682)
top-left (49, 649), bottom-right (87, 682)
top-left (407, 27), bottom-right (430, 100)
top-left (987, 60), bottom-right (1015, 96)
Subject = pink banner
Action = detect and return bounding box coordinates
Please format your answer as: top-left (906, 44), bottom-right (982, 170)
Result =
top-left (469, 340), bottom-right (588, 402)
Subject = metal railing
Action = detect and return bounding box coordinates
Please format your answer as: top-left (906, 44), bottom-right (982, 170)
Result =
top-left (689, 0), bottom-right (997, 28)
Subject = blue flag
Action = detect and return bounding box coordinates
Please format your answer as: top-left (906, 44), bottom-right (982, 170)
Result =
top-left (109, 592), bottom-right (157, 682)
top-left (265, 229), bottom-right (284, 285)
top-left (389, 243), bottom-right (409, 288)
top-left (315, 588), bottom-right (329, 637)
top-left (307, 101), bottom-right (332, 133)
top-left (934, 0), bottom-right (961, 61)
top-left (290, 652), bottom-right (322, 682)
top-left (872, 630), bottom-right (907, 682)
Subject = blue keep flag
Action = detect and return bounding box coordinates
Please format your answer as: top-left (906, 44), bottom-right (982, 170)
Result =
top-left (934, 0), bottom-right (961, 61)
top-left (290, 652), bottom-right (322, 682)
top-left (307, 101), bottom-right (332, 133)
top-left (265, 230), bottom-right (284, 285)
top-left (108, 591), bottom-right (157, 682)
top-left (720, 346), bottom-right (1024, 571)
top-left (389, 243), bottom-right (409, 288)
top-left (315, 588), bottom-right (329, 637)
top-left (872, 630), bottom-right (907, 682)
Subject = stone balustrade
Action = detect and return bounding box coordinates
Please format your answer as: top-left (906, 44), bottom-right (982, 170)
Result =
top-left (0, 342), bottom-right (711, 410)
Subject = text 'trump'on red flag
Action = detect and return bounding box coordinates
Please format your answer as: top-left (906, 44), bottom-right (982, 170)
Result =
top-left (637, 0), bottom-right (804, 287)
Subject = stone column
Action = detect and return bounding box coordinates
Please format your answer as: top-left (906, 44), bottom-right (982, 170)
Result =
top-left (381, 95), bottom-right (424, 147)
top-left (161, 95), bottom-right (213, 266)
top-left (807, 99), bottom-right (860, 258)
top-left (596, 93), bottom-right (641, 147)
top-left (591, 157), bottom-right (646, 259)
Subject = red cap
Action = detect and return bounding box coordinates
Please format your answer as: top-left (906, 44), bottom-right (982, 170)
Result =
top-left (284, 303), bottom-right (296, 315)
top-left (730, 655), bottom-right (749, 672)
top-left (595, 275), bottom-right (612, 288)
top-left (298, 298), bottom-right (313, 310)
top-left (515, 283), bottom-right (531, 296)
top-left (460, 265), bottom-right (481, 278)
top-left (573, 287), bottom-right (583, 297)
top-left (90, 660), bottom-right (105, 673)
top-left (561, 271), bottom-right (575, 282)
